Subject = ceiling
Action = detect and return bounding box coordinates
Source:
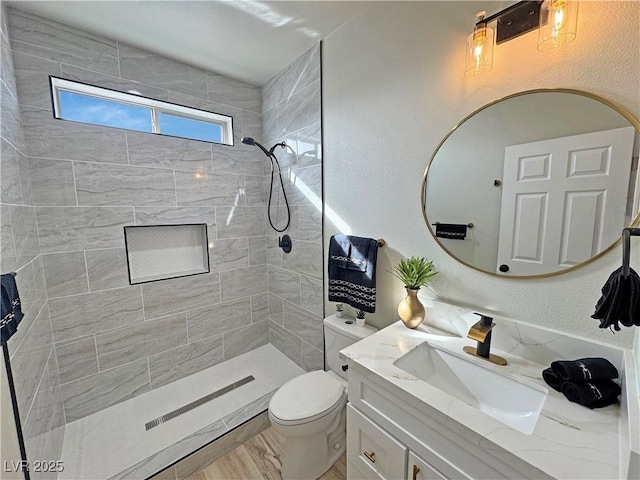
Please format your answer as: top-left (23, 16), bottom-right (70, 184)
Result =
top-left (6, 0), bottom-right (367, 86)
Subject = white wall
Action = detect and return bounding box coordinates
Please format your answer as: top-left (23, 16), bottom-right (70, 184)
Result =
top-left (323, 0), bottom-right (640, 348)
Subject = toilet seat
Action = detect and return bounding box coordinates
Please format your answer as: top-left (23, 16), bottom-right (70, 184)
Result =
top-left (269, 371), bottom-right (345, 425)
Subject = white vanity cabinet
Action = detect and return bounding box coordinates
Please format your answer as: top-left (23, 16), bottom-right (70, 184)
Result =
top-left (345, 367), bottom-right (549, 480)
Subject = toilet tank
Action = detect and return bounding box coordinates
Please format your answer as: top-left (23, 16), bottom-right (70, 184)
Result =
top-left (323, 315), bottom-right (377, 380)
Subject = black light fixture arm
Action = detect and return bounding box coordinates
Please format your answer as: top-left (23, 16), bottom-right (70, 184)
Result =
top-left (477, 1), bottom-right (544, 45)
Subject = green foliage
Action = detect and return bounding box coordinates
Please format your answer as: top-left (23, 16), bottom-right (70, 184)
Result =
top-left (390, 256), bottom-right (438, 289)
top-left (356, 309), bottom-right (366, 319)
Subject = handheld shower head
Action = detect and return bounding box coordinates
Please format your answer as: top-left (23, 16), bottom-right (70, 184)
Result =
top-left (241, 137), bottom-right (270, 157)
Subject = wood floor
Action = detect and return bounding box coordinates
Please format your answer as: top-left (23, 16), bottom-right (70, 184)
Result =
top-left (184, 426), bottom-right (346, 480)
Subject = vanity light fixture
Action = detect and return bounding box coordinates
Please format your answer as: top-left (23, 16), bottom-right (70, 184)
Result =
top-left (465, 1), bottom-right (578, 76)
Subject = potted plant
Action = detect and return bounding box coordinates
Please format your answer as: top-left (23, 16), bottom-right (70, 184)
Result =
top-left (390, 256), bottom-right (438, 329)
top-left (355, 309), bottom-right (366, 327)
top-left (335, 303), bottom-right (344, 318)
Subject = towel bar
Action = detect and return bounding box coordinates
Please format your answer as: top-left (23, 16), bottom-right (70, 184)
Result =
top-left (622, 228), bottom-right (640, 278)
top-left (432, 222), bottom-right (474, 229)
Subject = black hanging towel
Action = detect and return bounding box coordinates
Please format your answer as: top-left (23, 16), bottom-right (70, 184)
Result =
top-left (328, 235), bottom-right (379, 313)
top-left (435, 223), bottom-right (467, 240)
top-left (1, 273), bottom-right (24, 346)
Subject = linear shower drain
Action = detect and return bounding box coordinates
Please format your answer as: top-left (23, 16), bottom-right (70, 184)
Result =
top-left (145, 375), bottom-right (255, 431)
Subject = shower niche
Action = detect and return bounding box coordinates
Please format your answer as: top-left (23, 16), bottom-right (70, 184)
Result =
top-left (124, 224), bottom-right (210, 284)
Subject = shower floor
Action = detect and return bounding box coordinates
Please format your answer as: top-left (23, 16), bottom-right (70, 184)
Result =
top-left (58, 344), bottom-right (305, 480)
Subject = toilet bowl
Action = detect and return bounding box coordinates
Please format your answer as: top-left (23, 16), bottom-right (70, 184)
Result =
top-left (268, 316), bottom-right (377, 480)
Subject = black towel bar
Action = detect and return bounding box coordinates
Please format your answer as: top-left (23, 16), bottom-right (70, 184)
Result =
top-left (432, 222), bottom-right (474, 228)
top-left (622, 228), bottom-right (640, 278)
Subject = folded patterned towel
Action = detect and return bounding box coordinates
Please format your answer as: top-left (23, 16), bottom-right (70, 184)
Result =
top-left (1, 273), bottom-right (24, 347)
top-left (551, 358), bottom-right (618, 383)
top-left (542, 368), bottom-right (562, 391)
top-left (328, 235), bottom-right (379, 313)
top-left (561, 380), bottom-right (621, 409)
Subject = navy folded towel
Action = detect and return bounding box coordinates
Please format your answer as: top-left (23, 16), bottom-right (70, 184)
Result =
top-left (328, 235), bottom-right (379, 313)
top-left (551, 357), bottom-right (618, 382)
top-left (542, 368), bottom-right (562, 392)
top-left (1, 274), bottom-right (24, 346)
top-left (561, 380), bottom-right (621, 409)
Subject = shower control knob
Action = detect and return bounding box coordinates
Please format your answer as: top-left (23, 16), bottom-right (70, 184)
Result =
top-left (499, 264), bottom-right (510, 272)
top-left (341, 365), bottom-right (348, 372)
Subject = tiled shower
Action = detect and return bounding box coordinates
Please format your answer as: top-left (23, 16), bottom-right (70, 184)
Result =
top-left (1, 4), bottom-right (322, 478)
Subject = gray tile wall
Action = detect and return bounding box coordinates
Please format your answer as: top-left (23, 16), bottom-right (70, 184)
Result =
top-left (0, 3), bottom-right (65, 477)
top-left (6, 7), bottom-right (269, 423)
top-left (261, 44), bottom-right (324, 371)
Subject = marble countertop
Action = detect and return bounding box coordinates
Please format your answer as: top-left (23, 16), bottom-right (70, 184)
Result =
top-left (340, 311), bottom-right (638, 480)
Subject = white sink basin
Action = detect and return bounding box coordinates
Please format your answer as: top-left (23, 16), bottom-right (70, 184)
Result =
top-left (393, 342), bottom-right (548, 434)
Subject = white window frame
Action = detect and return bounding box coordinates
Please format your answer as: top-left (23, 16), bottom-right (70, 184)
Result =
top-left (50, 76), bottom-right (234, 145)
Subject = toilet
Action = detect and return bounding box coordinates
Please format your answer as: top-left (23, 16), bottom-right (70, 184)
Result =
top-left (268, 315), bottom-right (377, 480)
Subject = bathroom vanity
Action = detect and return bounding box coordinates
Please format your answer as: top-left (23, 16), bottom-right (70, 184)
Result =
top-left (340, 302), bottom-right (639, 480)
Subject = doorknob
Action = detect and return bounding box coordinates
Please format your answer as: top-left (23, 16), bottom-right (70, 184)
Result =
top-left (499, 264), bottom-right (510, 272)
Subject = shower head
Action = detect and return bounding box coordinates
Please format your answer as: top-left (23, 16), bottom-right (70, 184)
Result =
top-left (241, 137), bottom-right (287, 157)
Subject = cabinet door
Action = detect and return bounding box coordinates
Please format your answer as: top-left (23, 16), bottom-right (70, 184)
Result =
top-left (347, 404), bottom-right (407, 479)
top-left (407, 452), bottom-right (448, 480)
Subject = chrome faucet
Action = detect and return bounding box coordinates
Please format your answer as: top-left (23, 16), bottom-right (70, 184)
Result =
top-left (463, 313), bottom-right (507, 366)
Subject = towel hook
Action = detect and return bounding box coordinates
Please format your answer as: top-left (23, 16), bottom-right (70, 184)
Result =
top-left (622, 228), bottom-right (640, 278)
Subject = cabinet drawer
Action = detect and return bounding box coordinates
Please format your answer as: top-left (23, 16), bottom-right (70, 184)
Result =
top-left (408, 452), bottom-right (448, 480)
top-left (347, 404), bottom-right (407, 479)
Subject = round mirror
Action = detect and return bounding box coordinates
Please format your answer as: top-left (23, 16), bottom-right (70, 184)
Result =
top-left (422, 89), bottom-right (640, 278)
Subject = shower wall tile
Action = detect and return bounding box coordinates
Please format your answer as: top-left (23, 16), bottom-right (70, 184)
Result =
top-left (61, 64), bottom-right (170, 101)
top-left (148, 334), bottom-right (225, 390)
top-left (300, 275), bottom-right (323, 317)
top-left (209, 237), bottom-right (249, 272)
top-left (49, 286), bottom-right (144, 342)
top-left (55, 336), bottom-right (99, 384)
top-left (250, 292), bottom-right (269, 323)
top-left (268, 293), bottom-right (284, 326)
top-left (126, 131), bottom-right (213, 172)
top-left (5, 300), bottom-right (45, 358)
top-left (216, 206), bottom-right (266, 238)
top-left (283, 301), bottom-right (323, 350)
top-left (294, 123), bottom-right (322, 168)
top-left (266, 236), bottom-right (283, 267)
top-left (61, 358), bottom-right (150, 422)
top-left (134, 206), bottom-right (217, 228)
top-left (207, 71), bottom-right (261, 113)
top-left (261, 106), bottom-right (278, 144)
top-left (36, 206), bottom-right (133, 253)
top-left (168, 91), bottom-right (243, 120)
top-left (282, 240), bottom-right (322, 279)
top-left (7, 8), bottom-right (119, 76)
top-left (248, 236), bottom-right (267, 266)
top-left (7, 205), bottom-right (40, 257)
top-left (211, 143), bottom-right (264, 176)
top-left (74, 162), bottom-right (176, 207)
top-left (1, 82), bottom-right (26, 153)
top-left (269, 321), bottom-right (301, 366)
top-left (16, 152), bottom-right (33, 205)
top-left (277, 80), bottom-right (321, 138)
top-left (241, 110), bottom-right (262, 143)
top-left (95, 313), bottom-right (188, 370)
top-left (302, 342), bottom-right (324, 372)
top-left (187, 298), bottom-right (251, 342)
top-left (267, 266), bottom-right (301, 305)
top-left (1, 140), bottom-right (22, 204)
top-left (42, 251), bottom-right (89, 299)
top-left (244, 175), bottom-right (266, 206)
top-left (175, 170), bottom-right (244, 207)
top-left (298, 205), bottom-right (322, 242)
top-left (85, 248), bottom-right (130, 291)
top-left (285, 164), bottom-right (321, 206)
top-left (21, 106), bottom-right (128, 164)
top-left (262, 43), bottom-right (320, 113)
top-left (141, 272), bottom-right (221, 320)
top-left (22, 353), bottom-right (57, 439)
top-left (12, 51), bottom-right (62, 109)
top-left (222, 320), bottom-right (269, 361)
top-left (28, 157), bottom-right (76, 206)
top-left (219, 265), bottom-right (267, 302)
top-left (118, 43), bottom-right (207, 99)
top-left (2, 205), bottom-right (21, 267)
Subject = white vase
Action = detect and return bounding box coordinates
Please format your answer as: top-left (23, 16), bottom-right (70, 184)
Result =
top-left (356, 317), bottom-right (365, 327)
top-left (336, 311), bottom-right (343, 318)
